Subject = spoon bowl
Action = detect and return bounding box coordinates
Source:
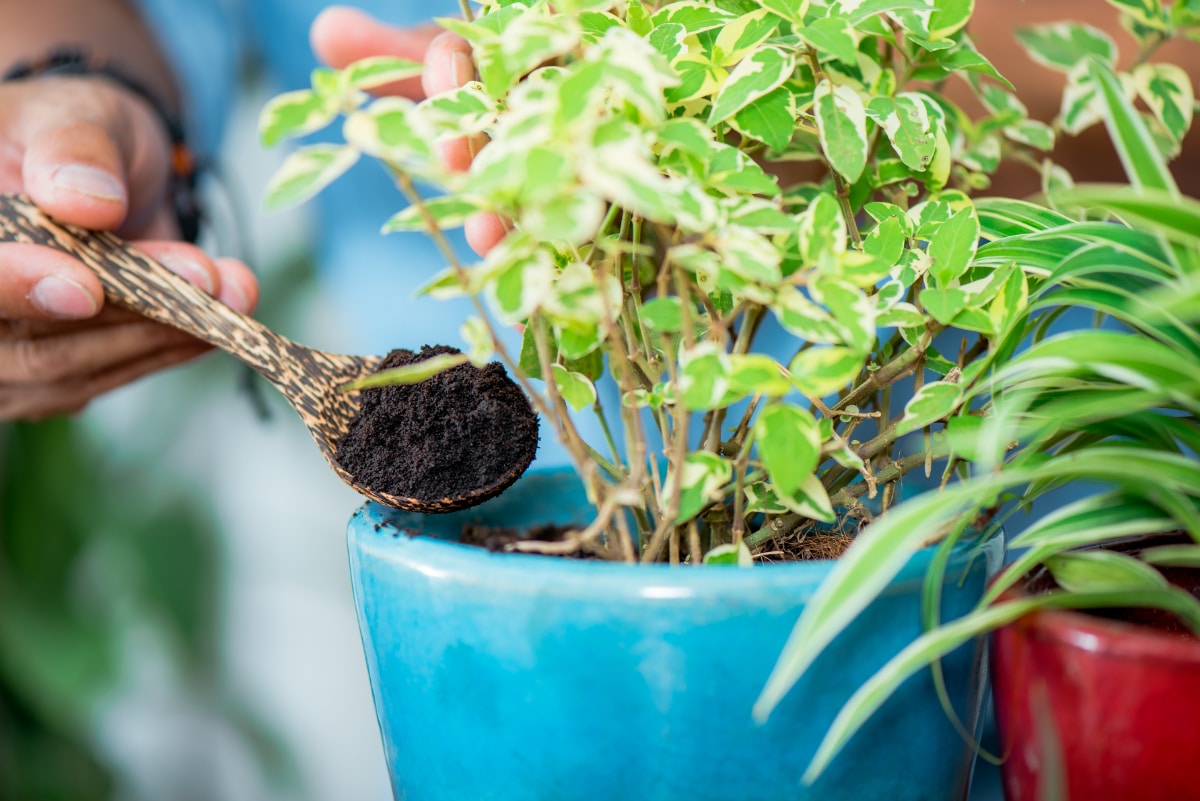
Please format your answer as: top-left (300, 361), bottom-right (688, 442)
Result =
top-left (0, 194), bottom-right (534, 513)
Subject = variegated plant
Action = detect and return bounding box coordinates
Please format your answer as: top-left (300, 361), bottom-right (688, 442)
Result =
top-left (261, 0), bottom-right (1200, 780)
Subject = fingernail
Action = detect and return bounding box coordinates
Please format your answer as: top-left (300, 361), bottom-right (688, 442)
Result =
top-left (30, 275), bottom-right (99, 318)
top-left (158, 254), bottom-right (215, 294)
top-left (452, 51), bottom-right (475, 87)
top-left (221, 277), bottom-right (251, 313)
top-left (52, 164), bottom-right (126, 202)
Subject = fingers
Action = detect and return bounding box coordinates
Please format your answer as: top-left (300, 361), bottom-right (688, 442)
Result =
top-left (0, 243), bottom-right (104, 320)
top-left (422, 31), bottom-right (475, 97)
top-left (310, 6), bottom-right (441, 99)
top-left (21, 119), bottom-right (128, 231)
top-left (0, 314), bottom-right (195, 384)
top-left (213, 257), bottom-right (259, 314)
top-left (0, 341), bottom-right (209, 421)
top-left (465, 212), bottom-right (511, 257)
top-left (131, 243), bottom-right (258, 314)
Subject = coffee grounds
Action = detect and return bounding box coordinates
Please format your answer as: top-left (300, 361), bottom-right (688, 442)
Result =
top-left (335, 345), bottom-right (538, 504)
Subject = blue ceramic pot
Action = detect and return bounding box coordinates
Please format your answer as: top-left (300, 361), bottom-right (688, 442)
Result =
top-left (347, 468), bottom-right (1004, 801)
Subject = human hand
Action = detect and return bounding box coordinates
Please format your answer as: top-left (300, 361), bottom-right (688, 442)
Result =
top-left (0, 75), bottom-right (258, 420)
top-left (310, 6), bottom-right (509, 256)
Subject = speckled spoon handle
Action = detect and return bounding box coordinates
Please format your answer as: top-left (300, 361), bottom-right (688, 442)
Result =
top-left (0, 194), bottom-right (380, 484)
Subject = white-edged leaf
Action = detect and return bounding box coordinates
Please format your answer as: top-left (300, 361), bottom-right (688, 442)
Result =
top-left (814, 80), bottom-right (868, 182)
top-left (263, 144), bottom-right (359, 210)
top-left (927, 205), bottom-right (980, 285)
top-left (460, 317), bottom-right (495, 366)
top-left (382, 195), bottom-right (486, 233)
top-left (259, 89), bottom-right (339, 146)
top-left (896, 381), bottom-right (962, 435)
top-left (342, 56), bottom-right (423, 90)
top-left (704, 541), bottom-right (754, 566)
top-left (708, 46), bottom-right (795, 125)
top-left (669, 452), bottom-right (734, 523)
top-left (551, 363), bottom-right (598, 411)
top-left (754, 403), bottom-right (821, 496)
top-left (1015, 23), bottom-right (1117, 72)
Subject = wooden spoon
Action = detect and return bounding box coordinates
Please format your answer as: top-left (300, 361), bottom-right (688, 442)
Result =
top-left (0, 194), bottom-right (533, 513)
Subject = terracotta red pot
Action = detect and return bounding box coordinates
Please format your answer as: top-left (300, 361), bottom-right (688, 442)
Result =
top-left (990, 539), bottom-right (1200, 801)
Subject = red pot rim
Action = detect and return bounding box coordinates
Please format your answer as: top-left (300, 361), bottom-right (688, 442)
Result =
top-left (998, 584), bottom-right (1200, 665)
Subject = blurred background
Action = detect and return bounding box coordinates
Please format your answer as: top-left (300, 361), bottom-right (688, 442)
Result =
top-left (0, 72), bottom-right (394, 801)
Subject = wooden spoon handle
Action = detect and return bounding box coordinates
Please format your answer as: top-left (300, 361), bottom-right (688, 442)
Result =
top-left (0, 193), bottom-right (296, 381)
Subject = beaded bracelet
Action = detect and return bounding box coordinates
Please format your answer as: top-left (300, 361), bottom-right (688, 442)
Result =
top-left (2, 47), bottom-right (201, 242)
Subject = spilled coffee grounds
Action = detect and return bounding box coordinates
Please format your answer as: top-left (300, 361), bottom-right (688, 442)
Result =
top-left (336, 345), bottom-right (538, 504)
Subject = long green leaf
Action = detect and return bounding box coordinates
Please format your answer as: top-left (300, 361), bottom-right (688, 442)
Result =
top-left (1088, 58), bottom-right (1177, 195)
top-left (805, 586), bottom-right (1200, 782)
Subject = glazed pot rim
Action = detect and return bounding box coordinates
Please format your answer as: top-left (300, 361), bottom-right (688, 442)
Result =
top-left (348, 467), bottom-right (1005, 601)
top-left (997, 584), bottom-right (1200, 665)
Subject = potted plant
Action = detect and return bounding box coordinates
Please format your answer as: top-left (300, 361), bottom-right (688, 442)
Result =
top-left (258, 1), bottom-right (1199, 799)
top-left (746, 8), bottom-right (1200, 796)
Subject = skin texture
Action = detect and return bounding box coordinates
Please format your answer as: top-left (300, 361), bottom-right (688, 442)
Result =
top-left (0, 0), bottom-right (257, 420)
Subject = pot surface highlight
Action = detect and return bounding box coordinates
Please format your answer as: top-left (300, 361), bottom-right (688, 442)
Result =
top-left (348, 468), bottom-right (1005, 801)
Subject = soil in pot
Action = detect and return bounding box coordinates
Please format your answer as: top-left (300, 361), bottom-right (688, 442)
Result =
top-left (336, 345), bottom-right (539, 502)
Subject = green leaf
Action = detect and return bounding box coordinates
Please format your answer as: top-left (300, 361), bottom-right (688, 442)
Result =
top-left (641, 297), bottom-right (685, 333)
top-left (918, 287), bottom-right (969, 324)
top-left (867, 94), bottom-right (938, 172)
top-left (753, 404), bottom-right (821, 496)
top-left (729, 354), bottom-right (793, 397)
top-left (343, 352), bottom-right (468, 390)
top-left (1104, 0), bottom-right (1169, 31)
top-left (1051, 186), bottom-right (1200, 250)
top-left (1131, 62), bottom-right (1194, 145)
top-left (458, 318), bottom-right (493, 366)
top-left (708, 46), bottom-right (796, 125)
top-left (730, 87), bottom-right (797, 151)
top-left (798, 16), bottom-right (861, 65)
top-left (806, 583), bottom-right (1200, 782)
top-left (714, 8), bottom-right (781, 64)
top-left (802, 597), bottom-right (1044, 783)
top-left (790, 347), bottom-right (866, 397)
top-left (926, 0), bottom-right (973, 40)
top-left (1141, 545), bottom-right (1200, 568)
top-left (263, 144), bottom-right (359, 210)
top-left (679, 343), bottom-right (734, 410)
top-left (343, 98), bottom-right (434, 167)
top-left (1088, 58), bottom-right (1178, 195)
top-left (754, 479), bottom-right (990, 726)
top-left (551, 364), bottom-right (598, 411)
top-left (776, 474), bottom-right (837, 523)
top-left (342, 56), bottom-right (423, 90)
top-left (896, 381), bottom-right (962, 435)
top-left (259, 89), bottom-right (339, 147)
top-left (927, 206), bottom-right (980, 285)
top-left (1015, 23), bottom-right (1117, 72)
top-left (752, 0), bottom-right (808, 23)
top-left (1046, 550), bottom-right (1168, 593)
top-left (651, 1), bottom-right (739, 34)
top-left (382, 196), bottom-right (484, 233)
top-left (704, 542), bottom-right (754, 566)
top-left (671, 452), bottom-right (734, 523)
top-left (814, 80), bottom-right (869, 182)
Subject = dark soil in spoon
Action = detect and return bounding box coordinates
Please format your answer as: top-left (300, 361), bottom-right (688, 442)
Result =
top-left (335, 345), bottom-right (538, 507)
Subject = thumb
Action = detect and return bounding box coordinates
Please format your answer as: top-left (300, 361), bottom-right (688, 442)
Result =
top-left (22, 119), bottom-right (129, 231)
top-left (0, 243), bottom-right (104, 320)
top-left (310, 6), bottom-right (442, 98)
